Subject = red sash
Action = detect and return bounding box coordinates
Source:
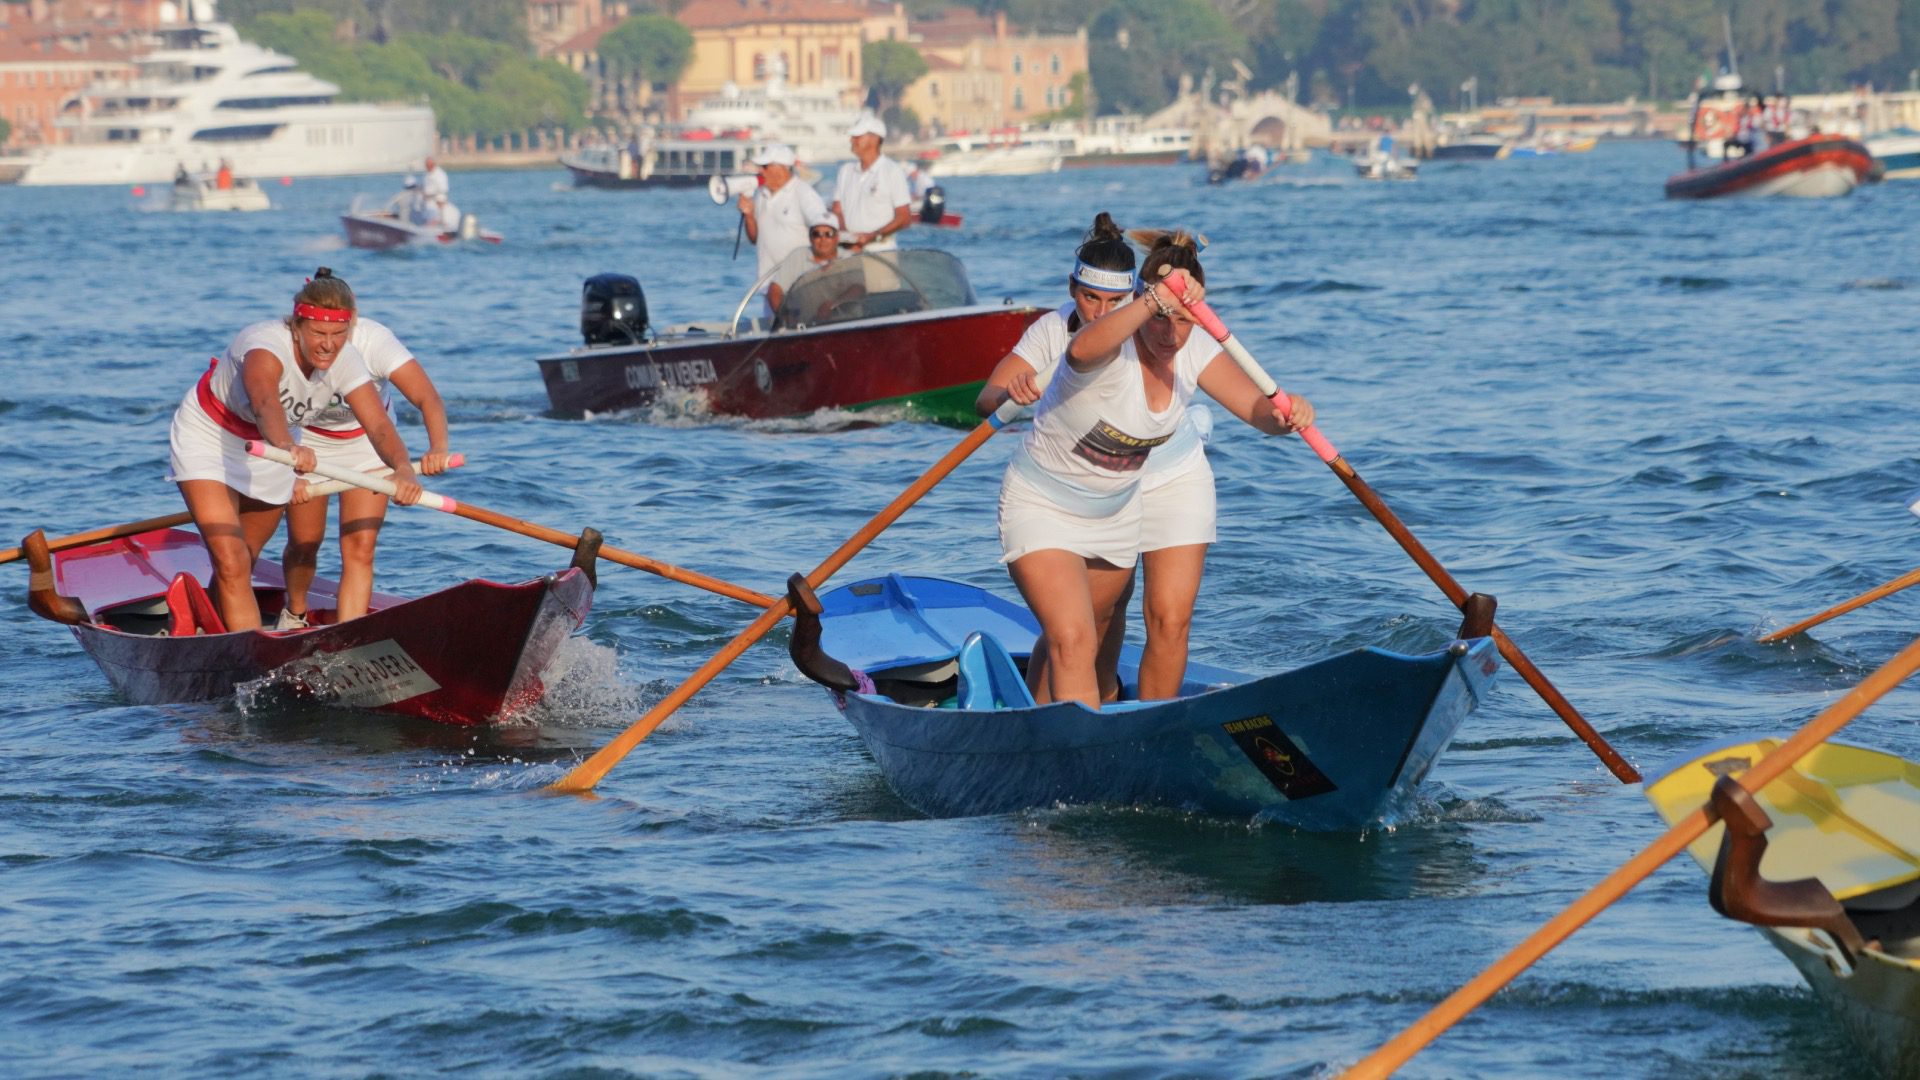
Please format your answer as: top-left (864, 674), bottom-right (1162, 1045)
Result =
top-left (194, 358), bottom-right (262, 441)
top-left (305, 422), bottom-right (366, 440)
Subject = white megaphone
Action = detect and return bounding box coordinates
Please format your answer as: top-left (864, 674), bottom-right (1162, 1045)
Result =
top-left (708, 174), bottom-right (759, 205)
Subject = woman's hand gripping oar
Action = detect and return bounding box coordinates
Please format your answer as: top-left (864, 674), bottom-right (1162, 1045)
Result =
top-left (547, 396), bottom-right (1032, 795)
top-left (1156, 270), bottom-right (1639, 783)
top-left (0, 457), bottom-right (463, 566)
top-left (1340, 629), bottom-right (1920, 1079)
top-left (247, 442), bottom-right (775, 609)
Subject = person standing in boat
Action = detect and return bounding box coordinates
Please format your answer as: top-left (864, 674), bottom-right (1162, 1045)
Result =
top-left (766, 209), bottom-right (843, 315)
top-left (277, 315), bottom-right (453, 629)
top-left (738, 142), bottom-right (827, 311)
top-left (997, 232), bottom-right (1314, 708)
top-left (421, 155), bottom-right (449, 201)
top-left (167, 269), bottom-right (422, 631)
top-left (832, 114), bottom-right (912, 254)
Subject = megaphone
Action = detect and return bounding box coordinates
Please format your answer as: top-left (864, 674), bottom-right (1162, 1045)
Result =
top-left (708, 174), bottom-right (759, 205)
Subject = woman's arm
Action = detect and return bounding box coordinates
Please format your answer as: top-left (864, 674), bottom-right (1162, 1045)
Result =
top-left (974, 353), bottom-right (1041, 416)
top-left (1067, 274), bottom-right (1199, 370)
top-left (386, 360), bottom-right (451, 474)
top-left (241, 348), bottom-right (314, 473)
top-left (344, 384), bottom-right (422, 505)
top-left (1196, 351), bottom-right (1314, 435)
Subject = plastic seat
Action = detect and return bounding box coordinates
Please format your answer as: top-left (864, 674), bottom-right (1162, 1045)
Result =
top-left (165, 573), bottom-right (227, 637)
top-left (954, 631), bottom-right (1036, 711)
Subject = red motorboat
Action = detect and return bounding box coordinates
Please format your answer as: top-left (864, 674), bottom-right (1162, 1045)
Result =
top-left (22, 527), bottom-right (592, 725)
top-left (535, 251), bottom-right (1044, 426)
top-left (1665, 133), bottom-right (1874, 199)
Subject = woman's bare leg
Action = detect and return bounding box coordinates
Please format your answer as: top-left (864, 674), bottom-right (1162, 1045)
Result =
top-left (1026, 567), bottom-right (1132, 703)
top-left (1138, 544), bottom-right (1207, 699)
top-left (1010, 550), bottom-right (1133, 708)
top-left (281, 493), bottom-right (329, 619)
top-left (332, 487), bottom-right (389, 621)
top-left (178, 480), bottom-right (283, 630)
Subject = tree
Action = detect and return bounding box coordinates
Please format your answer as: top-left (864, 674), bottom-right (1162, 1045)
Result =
top-left (1088, 0), bottom-right (1245, 114)
top-left (597, 15), bottom-right (695, 87)
top-left (862, 39), bottom-right (929, 113)
top-left (0, 117), bottom-right (11, 146)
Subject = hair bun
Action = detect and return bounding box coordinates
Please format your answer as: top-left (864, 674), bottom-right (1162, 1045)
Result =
top-left (313, 267), bottom-right (333, 279)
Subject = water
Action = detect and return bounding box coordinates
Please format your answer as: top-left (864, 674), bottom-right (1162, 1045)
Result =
top-left (3, 145), bottom-right (1917, 1077)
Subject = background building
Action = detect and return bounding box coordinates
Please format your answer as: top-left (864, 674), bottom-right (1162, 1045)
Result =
top-left (905, 11), bottom-right (1085, 132)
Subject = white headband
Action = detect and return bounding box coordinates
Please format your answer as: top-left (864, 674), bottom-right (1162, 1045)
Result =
top-left (1071, 261), bottom-right (1135, 292)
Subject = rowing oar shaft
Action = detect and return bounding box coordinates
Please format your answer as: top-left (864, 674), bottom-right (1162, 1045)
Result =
top-left (1157, 273), bottom-right (1638, 783)
top-left (0, 457), bottom-right (464, 566)
top-left (549, 405), bottom-right (1018, 795)
top-left (1342, 630), bottom-right (1920, 1079)
top-left (246, 442), bottom-right (775, 610)
top-left (1757, 565), bottom-right (1920, 644)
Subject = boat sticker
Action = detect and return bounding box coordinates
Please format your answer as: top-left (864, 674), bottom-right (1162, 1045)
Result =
top-left (285, 640), bottom-right (440, 708)
top-left (1222, 715), bottom-right (1338, 800)
top-left (1702, 755), bottom-right (1751, 778)
top-left (560, 360), bottom-right (579, 383)
top-left (753, 358), bottom-right (772, 393)
top-left (624, 357), bottom-right (718, 391)
top-left (1481, 656), bottom-right (1498, 676)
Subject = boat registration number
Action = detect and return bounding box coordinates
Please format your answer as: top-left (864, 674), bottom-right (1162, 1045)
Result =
top-left (625, 358), bottom-right (718, 390)
top-left (288, 640), bottom-right (441, 707)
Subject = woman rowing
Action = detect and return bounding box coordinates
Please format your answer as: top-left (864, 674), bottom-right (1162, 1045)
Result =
top-left (167, 269), bottom-right (422, 631)
top-left (996, 230), bottom-right (1314, 707)
top-left (279, 313), bottom-right (452, 629)
top-left (977, 212), bottom-right (1213, 702)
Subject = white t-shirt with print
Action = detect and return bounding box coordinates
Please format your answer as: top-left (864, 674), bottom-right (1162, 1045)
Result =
top-left (754, 179), bottom-right (829, 281)
top-left (307, 318), bottom-right (414, 431)
top-left (1021, 329), bottom-right (1218, 497)
top-left (199, 319), bottom-right (373, 431)
top-left (833, 155), bottom-right (911, 248)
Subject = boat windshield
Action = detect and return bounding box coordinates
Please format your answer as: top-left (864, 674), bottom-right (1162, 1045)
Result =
top-left (776, 251), bottom-right (977, 330)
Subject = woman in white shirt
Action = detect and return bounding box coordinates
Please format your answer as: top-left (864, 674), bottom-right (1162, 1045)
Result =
top-left (277, 318), bottom-right (452, 629)
top-left (998, 232), bottom-right (1314, 707)
top-left (167, 269), bottom-right (423, 631)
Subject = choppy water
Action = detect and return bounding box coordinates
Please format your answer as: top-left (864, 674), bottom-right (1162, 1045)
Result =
top-left (3, 144), bottom-right (1918, 1077)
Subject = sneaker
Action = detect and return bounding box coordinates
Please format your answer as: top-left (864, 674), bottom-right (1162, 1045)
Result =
top-left (274, 607), bottom-right (309, 631)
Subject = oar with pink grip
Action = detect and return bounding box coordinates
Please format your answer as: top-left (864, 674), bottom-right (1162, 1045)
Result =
top-left (1155, 270), bottom-right (1639, 784)
top-left (247, 442), bottom-right (777, 609)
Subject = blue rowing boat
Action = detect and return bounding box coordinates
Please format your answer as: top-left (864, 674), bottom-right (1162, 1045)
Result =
top-left (785, 573), bottom-right (1501, 829)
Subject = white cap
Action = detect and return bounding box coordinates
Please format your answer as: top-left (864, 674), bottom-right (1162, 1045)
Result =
top-left (807, 209), bottom-right (839, 230)
top-left (751, 143), bottom-right (797, 167)
top-left (848, 114), bottom-right (887, 139)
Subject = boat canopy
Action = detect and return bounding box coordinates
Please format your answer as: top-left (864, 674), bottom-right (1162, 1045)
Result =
top-left (776, 250), bottom-right (978, 330)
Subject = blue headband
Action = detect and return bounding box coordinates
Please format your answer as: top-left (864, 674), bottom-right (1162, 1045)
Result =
top-left (1071, 260), bottom-right (1135, 293)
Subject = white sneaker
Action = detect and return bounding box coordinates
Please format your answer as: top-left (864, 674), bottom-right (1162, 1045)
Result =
top-left (274, 607), bottom-right (309, 631)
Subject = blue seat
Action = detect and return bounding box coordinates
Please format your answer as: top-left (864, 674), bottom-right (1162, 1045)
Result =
top-left (954, 631), bottom-right (1036, 711)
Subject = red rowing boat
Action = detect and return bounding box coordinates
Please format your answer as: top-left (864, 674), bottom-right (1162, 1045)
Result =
top-left (534, 250), bottom-right (1044, 425)
top-left (23, 527), bottom-right (592, 725)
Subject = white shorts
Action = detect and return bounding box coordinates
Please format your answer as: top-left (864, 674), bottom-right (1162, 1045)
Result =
top-left (998, 464), bottom-right (1142, 569)
top-left (304, 430), bottom-right (386, 476)
top-left (165, 394), bottom-right (294, 505)
top-left (1139, 452), bottom-right (1216, 553)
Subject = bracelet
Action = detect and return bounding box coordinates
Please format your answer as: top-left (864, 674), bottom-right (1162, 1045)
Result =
top-left (1143, 287), bottom-right (1172, 318)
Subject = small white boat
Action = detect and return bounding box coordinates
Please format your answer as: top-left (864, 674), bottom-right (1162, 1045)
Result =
top-left (170, 174), bottom-right (270, 212)
top-left (916, 141), bottom-right (1061, 177)
top-left (1646, 738), bottom-right (1920, 1078)
top-left (1355, 152), bottom-right (1418, 180)
top-left (1866, 129), bottom-right (1920, 179)
top-left (340, 195), bottom-right (502, 250)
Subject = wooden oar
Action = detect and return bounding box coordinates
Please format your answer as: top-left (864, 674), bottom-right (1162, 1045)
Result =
top-left (0, 457), bottom-right (464, 566)
top-left (247, 442), bottom-right (776, 609)
top-left (1341, 630), bottom-right (1920, 1079)
top-left (547, 399), bottom-right (1028, 795)
top-left (1757, 565), bottom-right (1920, 643)
top-left (1157, 272), bottom-right (1639, 783)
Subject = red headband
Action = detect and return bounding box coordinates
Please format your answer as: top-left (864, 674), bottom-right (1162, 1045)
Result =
top-left (293, 301), bottom-right (353, 322)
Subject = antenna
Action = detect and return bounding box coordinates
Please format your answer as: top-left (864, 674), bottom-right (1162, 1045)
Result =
top-left (1723, 13), bottom-right (1738, 77)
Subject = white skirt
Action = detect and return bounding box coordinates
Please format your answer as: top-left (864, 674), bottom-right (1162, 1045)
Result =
top-left (1139, 452), bottom-right (1216, 553)
top-left (998, 463), bottom-right (1142, 569)
top-left (165, 393), bottom-right (294, 505)
top-left (305, 430), bottom-right (385, 476)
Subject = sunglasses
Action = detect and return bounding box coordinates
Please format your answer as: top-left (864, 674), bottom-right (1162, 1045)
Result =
top-left (810, 229), bottom-right (837, 238)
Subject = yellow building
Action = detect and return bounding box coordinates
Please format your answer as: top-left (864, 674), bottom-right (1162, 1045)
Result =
top-left (902, 11), bottom-right (1086, 132)
top-left (675, 0), bottom-right (870, 104)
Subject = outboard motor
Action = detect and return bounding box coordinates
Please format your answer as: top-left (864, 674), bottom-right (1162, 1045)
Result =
top-left (580, 273), bottom-right (648, 346)
top-left (457, 212), bottom-right (481, 240)
top-left (919, 184), bottom-right (946, 224)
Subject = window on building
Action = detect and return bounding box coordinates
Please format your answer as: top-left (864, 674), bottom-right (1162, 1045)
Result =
top-left (823, 49), bottom-right (841, 79)
top-left (1051, 54), bottom-right (1060, 74)
top-left (753, 53), bottom-right (766, 79)
top-left (1012, 55), bottom-right (1022, 75)
top-left (930, 79), bottom-right (940, 99)
top-left (1044, 87), bottom-right (1054, 107)
top-left (1013, 87), bottom-right (1023, 110)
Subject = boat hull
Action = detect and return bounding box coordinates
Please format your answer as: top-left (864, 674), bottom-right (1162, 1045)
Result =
top-left (52, 529), bottom-right (591, 724)
top-left (341, 212), bottom-right (502, 249)
top-left (1645, 738), bottom-right (1920, 1077)
top-left (536, 304), bottom-right (1043, 424)
top-left (1665, 135), bottom-right (1873, 199)
top-left (817, 575), bottom-right (1498, 828)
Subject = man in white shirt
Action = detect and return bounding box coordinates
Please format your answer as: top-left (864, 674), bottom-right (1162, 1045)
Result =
top-left (832, 114), bottom-right (912, 253)
top-left (738, 143), bottom-right (828, 308)
top-left (767, 210), bottom-right (844, 315)
top-left (421, 156), bottom-right (449, 200)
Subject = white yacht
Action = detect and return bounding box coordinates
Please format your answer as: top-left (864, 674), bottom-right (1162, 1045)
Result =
top-left (16, 6), bottom-right (434, 187)
top-left (679, 56), bottom-right (863, 168)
